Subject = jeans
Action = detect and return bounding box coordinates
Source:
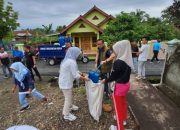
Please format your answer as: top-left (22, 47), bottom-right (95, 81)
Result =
top-left (62, 89), bottom-right (73, 115)
top-left (19, 89), bottom-right (45, 108)
top-left (138, 61), bottom-right (146, 78)
top-left (2, 64), bottom-right (12, 77)
top-left (132, 57), bottom-right (138, 72)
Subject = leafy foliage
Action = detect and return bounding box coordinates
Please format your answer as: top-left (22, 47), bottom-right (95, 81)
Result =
top-left (42, 23), bottom-right (53, 34)
top-left (56, 25), bottom-right (66, 32)
top-left (0, 1), bottom-right (19, 39)
top-left (102, 12), bottom-right (140, 43)
top-left (162, 0), bottom-right (180, 29)
top-left (102, 10), bottom-right (180, 44)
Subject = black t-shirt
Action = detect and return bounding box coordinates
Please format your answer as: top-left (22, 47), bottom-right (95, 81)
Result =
top-left (131, 46), bottom-right (139, 57)
top-left (1, 58), bottom-right (10, 65)
top-left (106, 59), bottom-right (131, 84)
top-left (24, 52), bottom-right (35, 67)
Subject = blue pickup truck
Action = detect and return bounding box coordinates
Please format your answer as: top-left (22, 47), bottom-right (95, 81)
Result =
top-left (38, 36), bottom-right (89, 65)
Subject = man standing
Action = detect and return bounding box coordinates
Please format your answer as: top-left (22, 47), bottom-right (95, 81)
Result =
top-left (23, 45), bottom-right (42, 81)
top-left (95, 39), bottom-right (112, 97)
top-left (151, 40), bottom-right (164, 63)
top-left (136, 37), bottom-right (149, 80)
top-left (0, 47), bottom-right (12, 78)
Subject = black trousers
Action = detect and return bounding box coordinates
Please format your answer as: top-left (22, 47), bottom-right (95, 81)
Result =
top-left (151, 50), bottom-right (159, 62)
top-left (100, 73), bottom-right (110, 96)
top-left (27, 66), bottom-right (41, 80)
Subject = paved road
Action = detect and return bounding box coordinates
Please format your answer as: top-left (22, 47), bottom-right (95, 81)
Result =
top-left (36, 60), bottom-right (165, 76)
top-left (0, 60), bottom-right (165, 77)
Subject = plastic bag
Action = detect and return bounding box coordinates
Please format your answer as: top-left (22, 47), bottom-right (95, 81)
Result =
top-left (85, 80), bottom-right (104, 122)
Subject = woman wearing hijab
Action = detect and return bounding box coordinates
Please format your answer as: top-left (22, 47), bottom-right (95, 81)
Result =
top-left (59, 47), bottom-right (88, 121)
top-left (10, 60), bottom-right (47, 112)
top-left (101, 40), bottom-right (133, 130)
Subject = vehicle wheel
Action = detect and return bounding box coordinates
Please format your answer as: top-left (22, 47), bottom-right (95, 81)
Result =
top-left (48, 59), bottom-right (56, 66)
top-left (82, 56), bottom-right (89, 64)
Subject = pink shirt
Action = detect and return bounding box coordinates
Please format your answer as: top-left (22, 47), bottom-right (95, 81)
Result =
top-left (114, 82), bottom-right (130, 96)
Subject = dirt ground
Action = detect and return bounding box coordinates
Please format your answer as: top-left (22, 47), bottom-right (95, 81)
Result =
top-left (0, 76), bottom-right (136, 130)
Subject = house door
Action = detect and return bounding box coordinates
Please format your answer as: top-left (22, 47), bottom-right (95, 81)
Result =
top-left (81, 37), bottom-right (91, 51)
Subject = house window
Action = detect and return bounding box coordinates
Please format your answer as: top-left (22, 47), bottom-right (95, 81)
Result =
top-left (92, 16), bottom-right (99, 20)
top-left (92, 37), bottom-right (97, 47)
top-left (75, 37), bottom-right (79, 47)
top-left (79, 24), bottom-right (86, 28)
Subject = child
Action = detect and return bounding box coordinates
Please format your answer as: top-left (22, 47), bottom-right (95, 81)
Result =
top-left (10, 61), bottom-right (47, 112)
top-left (59, 47), bottom-right (88, 121)
top-left (101, 40), bottom-right (133, 130)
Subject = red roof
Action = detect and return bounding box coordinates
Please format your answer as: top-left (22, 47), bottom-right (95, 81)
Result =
top-left (14, 30), bottom-right (35, 37)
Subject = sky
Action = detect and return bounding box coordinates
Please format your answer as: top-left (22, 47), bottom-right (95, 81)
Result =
top-left (5, 0), bottom-right (173, 30)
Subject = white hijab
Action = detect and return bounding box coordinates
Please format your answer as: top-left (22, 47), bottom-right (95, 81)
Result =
top-left (64, 47), bottom-right (81, 61)
top-left (10, 62), bottom-right (29, 82)
top-left (113, 40), bottom-right (134, 69)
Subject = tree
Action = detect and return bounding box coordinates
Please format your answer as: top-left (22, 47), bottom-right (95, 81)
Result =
top-left (56, 25), bottom-right (66, 32)
top-left (130, 9), bottom-right (149, 22)
top-left (31, 28), bottom-right (46, 35)
top-left (102, 10), bottom-right (180, 44)
top-left (42, 23), bottom-right (53, 34)
top-left (162, 0), bottom-right (180, 29)
top-left (0, 0), bottom-right (19, 46)
top-left (102, 12), bottom-right (140, 44)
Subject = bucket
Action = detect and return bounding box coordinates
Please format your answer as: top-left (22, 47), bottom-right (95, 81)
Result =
top-left (88, 65), bottom-right (101, 83)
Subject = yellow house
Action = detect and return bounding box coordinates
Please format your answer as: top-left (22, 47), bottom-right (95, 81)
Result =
top-left (60, 6), bottom-right (114, 53)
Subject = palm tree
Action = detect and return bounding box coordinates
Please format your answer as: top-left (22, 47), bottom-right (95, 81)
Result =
top-left (42, 24), bottom-right (53, 34)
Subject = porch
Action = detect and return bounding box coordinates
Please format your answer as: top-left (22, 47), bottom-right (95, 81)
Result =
top-left (71, 32), bottom-right (99, 55)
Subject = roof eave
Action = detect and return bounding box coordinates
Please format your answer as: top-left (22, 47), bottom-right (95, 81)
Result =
top-left (60, 15), bottom-right (103, 34)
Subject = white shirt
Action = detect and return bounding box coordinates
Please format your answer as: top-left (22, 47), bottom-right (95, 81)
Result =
top-left (138, 44), bottom-right (149, 61)
top-left (59, 59), bottom-right (81, 89)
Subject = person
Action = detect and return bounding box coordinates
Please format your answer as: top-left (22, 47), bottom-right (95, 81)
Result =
top-left (59, 47), bottom-right (89, 121)
top-left (0, 47), bottom-right (12, 78)
top-left (65, 42), bottom-right (72, 52)
top-left (12, 46), bottom-right (24, 60)
top-left (10, 61), bottom-right (47, 112)
top-left (151, 40), bottom-right (164, 63)
top-left (136, 37), bottom-right (149, 80)
top-left (101, 40), bottom-right (133, 130)
top-left (23, 45), bottom-right (42, 81)
top-left (95, 39), bottom-right (113, 97)
top-left (131, 42), bottom-right (139, 72)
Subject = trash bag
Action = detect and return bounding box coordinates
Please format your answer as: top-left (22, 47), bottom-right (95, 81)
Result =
top-left (85, 80), bottom-right (104, 122)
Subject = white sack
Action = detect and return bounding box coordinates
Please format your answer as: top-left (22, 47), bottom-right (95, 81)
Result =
top-left (85, 80), bottom-right (104, 122)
